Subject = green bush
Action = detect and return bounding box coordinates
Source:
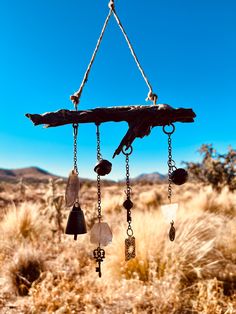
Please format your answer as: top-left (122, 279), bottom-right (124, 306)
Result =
top-left (184, 144), bottom-right (236, 191)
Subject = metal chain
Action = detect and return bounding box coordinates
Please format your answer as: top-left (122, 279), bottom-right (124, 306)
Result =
top-left (73, 123), bottom-right (78, 174)
top-left (163, 124), bottom-right (176, 203)
top-left (96, 124), bottom-right (102, 161)
top-left (125, 153), bottom-right (131, 199)
top-left (122, 146), bottom-right (134, 236)
top-left (167, 133), bottom-right (172, 203)
top-left (125, 153), bottom-right (133, 235)
top-left (96, 124), bottom-right (102, 222)
top-left (97, 174), bottom-right (102, 222)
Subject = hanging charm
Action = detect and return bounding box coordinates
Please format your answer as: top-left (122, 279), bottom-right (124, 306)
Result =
top-left (169, 220), bottom-right (175, 241)
top-left (93, 246), bottom-right (105, 278)
top-left (65, 169), bottom-right (79, 207)
top-left (170, 168), bottom-right (188, 185)
top-left (65, 202), bottom-right (87, 240)
top-left (65, 123), bottom-right (87, 239)
top-left (122, 146), bottom-right (136, 261)
top-left (91, 123), bottom-right (112, 277)
top-left (125, 235), bottom-right (136, 261)
top-left (90, 222), bottom-right (112, 246)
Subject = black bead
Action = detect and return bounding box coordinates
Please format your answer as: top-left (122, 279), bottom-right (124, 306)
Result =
top-left (170, 168), bottom-right (188, 185)
top-left (123, 198), bottom-right (133, 210)
top-left (94, 159), bottom-right (112, 176)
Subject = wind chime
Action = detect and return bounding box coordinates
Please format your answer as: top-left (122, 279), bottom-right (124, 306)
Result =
top-left (26, 0), bottom-right (196, 277)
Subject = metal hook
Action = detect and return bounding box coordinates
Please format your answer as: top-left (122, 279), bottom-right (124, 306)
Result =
top-left (73, 123), bottom-right (78, 136)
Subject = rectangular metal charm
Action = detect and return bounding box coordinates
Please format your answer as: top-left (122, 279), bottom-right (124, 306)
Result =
top-left (125, 236), bottom-right (136, 261)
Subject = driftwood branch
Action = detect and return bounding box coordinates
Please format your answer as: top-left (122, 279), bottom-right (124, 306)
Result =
top-left (26, 104), bottom-right (196, 157)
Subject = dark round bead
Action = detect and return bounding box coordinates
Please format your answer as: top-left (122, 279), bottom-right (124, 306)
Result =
top-left (170, 168), bottom-right (188, 185)
top-left (94, 159), bottom-right (112, 176)
top-left (123, 199), bottom-right (133, 210)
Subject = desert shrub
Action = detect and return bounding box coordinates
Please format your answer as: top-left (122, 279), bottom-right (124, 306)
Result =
top-left (138, 189), bottom-right (162, 210)
top-left (182, 185), bottom-right (236, 217)
top-left (0, 202), bottom-right (47, 243)
top-left (7, 245), bottom-right (45, 296)
top-left (185, 144), bottom-right (236, 191)
top-left (1, 180), bottom-right (236, 313)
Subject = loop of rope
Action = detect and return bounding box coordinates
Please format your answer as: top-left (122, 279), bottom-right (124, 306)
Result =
top-left (70, 0), bottom-right (157, 108)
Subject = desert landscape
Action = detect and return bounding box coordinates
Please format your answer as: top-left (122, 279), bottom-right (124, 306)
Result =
top-left (0, 146), bottom-right (235, 313)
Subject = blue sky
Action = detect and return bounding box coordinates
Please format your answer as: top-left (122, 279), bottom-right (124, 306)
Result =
top-left (0, 0), bottom-right (235, 180)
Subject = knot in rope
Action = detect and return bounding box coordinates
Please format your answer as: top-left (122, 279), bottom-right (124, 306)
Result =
top-left (70, 95), bottom-right (80, 108)
top-left (108, 0), bottom-right (115, 11)
top-left (146, 91), bottom-right (158, 105)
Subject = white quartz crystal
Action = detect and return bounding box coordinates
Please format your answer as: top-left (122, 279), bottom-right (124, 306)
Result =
top-left (90, 222), bottom-right (113, 246)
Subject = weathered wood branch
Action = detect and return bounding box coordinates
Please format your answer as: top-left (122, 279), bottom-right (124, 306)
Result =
top-left (26, 104), bottom-right (196, 157)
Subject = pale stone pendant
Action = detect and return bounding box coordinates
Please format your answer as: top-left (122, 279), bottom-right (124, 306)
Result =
top-left (90, 222), bottom-right (113, 246)
top-left (160, 203), bottom-right (178, 223)
top-left (65, 170), bottom-right (80, 207)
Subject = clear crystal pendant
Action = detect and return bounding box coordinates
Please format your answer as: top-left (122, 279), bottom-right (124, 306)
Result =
top-left (90, 222), bottom-right (113, 246)
top-left (160, 203), bottom-right (178, 223)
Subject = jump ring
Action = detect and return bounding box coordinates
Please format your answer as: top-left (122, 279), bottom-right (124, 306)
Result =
top-left (127, 228), bottom-right (133, 237)
top-left (122, 145), bottom-right (133, 156)
top-left (163, 123), bottom-right (175, 135)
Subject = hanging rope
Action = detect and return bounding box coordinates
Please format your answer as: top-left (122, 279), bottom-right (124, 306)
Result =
top-left (111, 3), bottom-right (157, 104)
top-left (70, 8), bottom-right (113, 108)
top-left (70, 0), bottom-right (157, 108)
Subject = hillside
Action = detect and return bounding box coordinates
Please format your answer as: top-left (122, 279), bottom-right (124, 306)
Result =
top-left (134, 172), bottom-right (167, 182)
top-left (0, 167), bottom-right (59, 182)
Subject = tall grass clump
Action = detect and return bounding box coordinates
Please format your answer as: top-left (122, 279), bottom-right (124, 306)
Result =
top-left (0, 202), bottom-right (47, 243)
top-left (106, 205), bottom-right (235, 295)
top-left (7, 245), bottom-right (45, 296)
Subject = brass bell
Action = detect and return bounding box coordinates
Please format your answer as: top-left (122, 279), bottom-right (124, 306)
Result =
top-left (170, 168), bottom-right (188, 185)
top-left (94, 159), bottom-right (112, 176)
top-left (65, 203), bottom-right (87, 240)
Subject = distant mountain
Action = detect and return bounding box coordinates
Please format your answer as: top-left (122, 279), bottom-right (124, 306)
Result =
top-left (134, 172), bottom-right (167, 182)
top-left (0, 167), bottom-right (59, 183)
top-left (0, 167), bottom-right (166, 184)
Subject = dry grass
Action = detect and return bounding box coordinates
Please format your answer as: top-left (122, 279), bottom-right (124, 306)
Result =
top-left (0, 202), bottom-right (48, 243)
top-left (0, 181), bottom-right (235, 313)
top-left (7, 245), bottom-right (45, 296)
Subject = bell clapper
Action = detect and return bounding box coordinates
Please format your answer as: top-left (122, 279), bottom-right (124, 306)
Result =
top-left (122, 146), bottom-right (136, 261)
top-left (65, 123), bottom-right (87, 240)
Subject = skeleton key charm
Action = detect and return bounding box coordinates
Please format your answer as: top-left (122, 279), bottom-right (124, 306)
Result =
top-left (93, 246), bottom-right (105, 278)
top-left (96, 261), bottom-right (102, 277)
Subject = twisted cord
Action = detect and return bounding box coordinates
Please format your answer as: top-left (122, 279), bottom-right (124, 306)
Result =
top-left (111, 8), bottom-right (157, 102)
top-left (70, 9), bottom-right (113, 108)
